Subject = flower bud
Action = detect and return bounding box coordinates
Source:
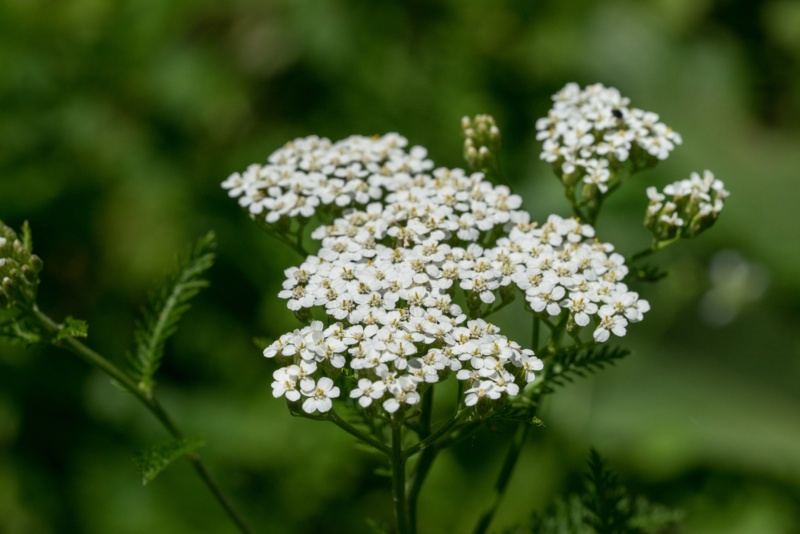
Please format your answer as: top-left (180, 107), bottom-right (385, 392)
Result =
top-left (462, 114), bottom-right (502, 175)
top-left (30, 254), bottom-right (44, 273)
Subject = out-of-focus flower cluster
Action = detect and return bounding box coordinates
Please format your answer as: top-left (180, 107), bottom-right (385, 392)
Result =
top-left (645, 170), bottom-right (729, 240)
top-left (234, 136), bottom-right (651, 417)
top-left (0, 221), bottom-right (43, 311)
top-left (535, 83), bottom-right (683, 192)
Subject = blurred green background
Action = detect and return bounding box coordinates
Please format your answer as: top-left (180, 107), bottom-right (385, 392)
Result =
top-left (2, 0), bottom-right (799, 532)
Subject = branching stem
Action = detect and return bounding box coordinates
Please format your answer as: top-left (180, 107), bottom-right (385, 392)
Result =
top-left (29, 306), bottom-right (253, 534)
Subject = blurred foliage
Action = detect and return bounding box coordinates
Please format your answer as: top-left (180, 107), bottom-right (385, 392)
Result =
top-left (1, 0), bottom-right (799, 533)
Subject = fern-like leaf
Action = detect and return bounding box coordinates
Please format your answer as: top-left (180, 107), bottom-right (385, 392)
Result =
top-left (582, 448), bottom-right (632, 533)
top-left (134, 436), bottom-right (205, 485)
top-left (540, 345), bottom-right (630, 395)
top-left (524, 495), bottom-right (590, 534)
top-left (129, 232), bottom-right (216, 394)
top-left (511, 450), bottom-right (681, 534)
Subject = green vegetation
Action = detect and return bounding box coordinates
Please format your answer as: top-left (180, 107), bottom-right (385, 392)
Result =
top-left (2, 1), bottom-right (799, 533)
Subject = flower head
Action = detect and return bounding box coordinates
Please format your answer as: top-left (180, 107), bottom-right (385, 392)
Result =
top-left (222, 134), bottom-right (433, 225)
top-left (645, 170), bottom-right (729, 240)
top-left (535, 83), bottom-right (682, 186)
top-left (249, 131), bottom-right (650, 417)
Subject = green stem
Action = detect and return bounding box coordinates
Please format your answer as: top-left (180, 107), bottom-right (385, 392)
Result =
top-left (391, 422), bottom-right (410, 534)
top-left (482, 293), bottom-right (516, 318)
top-left (327, 411), bottom-right (390, 455)
top-left (404, 412), bottom-right (464, 458)
top-left (31, 307), bottom-right (253, 534)
top-left (434, 420), bottom-right (483, 450)
top-left (629, 236), bottom-right (681, 263)
top-left (471, 422), bottom-right (532, 534)
top-left (546, 313), bottom-right (570, 350)
top-left (260, 224), bottom-right (310, 257)
top-left (407, 388), bottom-right (436, 533)
top-left (565, 185), bottom-right (589, 221)
top-left (591, 168), bottom-right (632, 223)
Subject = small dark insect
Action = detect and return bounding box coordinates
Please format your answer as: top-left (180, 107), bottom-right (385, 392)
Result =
top-left (611, 108), bottom-right (623, 119)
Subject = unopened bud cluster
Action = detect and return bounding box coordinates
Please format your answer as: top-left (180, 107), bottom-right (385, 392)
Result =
top-left (0, 222), bottom-right (43, 310)
top-left (645, 170), bottom-right (729, 240)
top-left (462, 114), bottom-right (502, 173)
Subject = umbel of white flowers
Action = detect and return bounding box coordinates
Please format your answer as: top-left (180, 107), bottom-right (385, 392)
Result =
top-left (222, 83), bottom-right (726, 418)
top-left (224, 154), bottom-right (642, 418)
top-left (535, 82), bottom-right (683, 192)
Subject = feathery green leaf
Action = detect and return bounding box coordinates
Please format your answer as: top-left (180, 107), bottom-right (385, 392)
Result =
top-left (582, 448), bottom-right (631, 533)
top-left (129, 232), bottom-right (216, 394)
top-left (515, 450), bottom-right (681, 534)
top-left (540, 345), bottom-right (630, 396)
top-left (134, 436), bottom-right (205, 485)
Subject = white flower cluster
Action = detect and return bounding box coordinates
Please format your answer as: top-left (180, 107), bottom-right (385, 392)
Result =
top-left (258, 151), bottom-right (649, 416)
top-left (646, 170), bottom-right (729, 240)
top-left (535, 83), bottom-right (683, 190)
top-left (221, 134), bottom-right (433, 223)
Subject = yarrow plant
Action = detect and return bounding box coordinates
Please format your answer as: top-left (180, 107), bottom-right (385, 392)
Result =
top-left (2, 82), bottom-right (727, 534)
top-left (220, 83), bottom-right (727, 532)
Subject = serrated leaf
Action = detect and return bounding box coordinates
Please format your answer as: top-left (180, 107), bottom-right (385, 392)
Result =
top-left (128, 232), bottom-right (216, 394)
top-left (134, 437), bottom-right (205, 485)
top-left (582, 448), bottom-right (634, 533)
top-left (56, 316), bottom-right (88, 340)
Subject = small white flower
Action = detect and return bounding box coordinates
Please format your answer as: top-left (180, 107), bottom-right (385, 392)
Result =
top-left (593, 312), bottom-right (628, 343)
top-left (300, 376), bottom-right (340, 414)
top-left (271, 366), bottom-right (301, 401)
top-left (349, 378), bottom-right (387, 408)
top-left (464, 380), bottom-right (501, 406)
